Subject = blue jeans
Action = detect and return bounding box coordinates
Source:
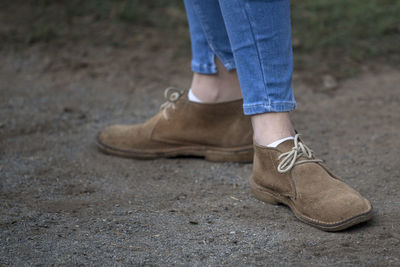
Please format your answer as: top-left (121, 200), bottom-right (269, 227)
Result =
top-left (184, 0), bottom-right (296, 115)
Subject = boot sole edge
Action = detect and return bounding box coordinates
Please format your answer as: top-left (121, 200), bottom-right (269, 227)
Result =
top-left (95, 136), bottom-right (254, 163)
top-left (250, 178), bottom-right (373, 232)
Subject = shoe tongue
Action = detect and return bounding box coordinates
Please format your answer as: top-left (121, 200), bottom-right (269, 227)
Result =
top-left (276, 139), bottom-right (295, 153)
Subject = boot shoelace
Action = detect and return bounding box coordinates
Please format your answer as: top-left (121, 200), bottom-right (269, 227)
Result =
top-left (277, 134), bottom-right (323, 173)
top-left (160, 87), bottom-right (184, 119)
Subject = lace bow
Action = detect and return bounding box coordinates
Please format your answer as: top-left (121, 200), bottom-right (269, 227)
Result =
top-left (160, 87), bottom-right (185, 119)
top-left (277, 134), bottom-right (323, 173)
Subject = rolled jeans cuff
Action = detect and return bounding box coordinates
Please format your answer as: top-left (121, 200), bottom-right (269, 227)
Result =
top-left (243, 101), bottom-right (296, 115)
top-left (191, 59), bottom-right (236, 74)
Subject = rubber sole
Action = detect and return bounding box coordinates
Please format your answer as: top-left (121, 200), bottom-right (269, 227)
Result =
top-left (95, 136), bottom-right (254, 163)
top-left (250, 178), bottom-right (373, 231)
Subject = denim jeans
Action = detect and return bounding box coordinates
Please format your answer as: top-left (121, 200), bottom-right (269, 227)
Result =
top-left (184, 0), bottom-right (296, 115)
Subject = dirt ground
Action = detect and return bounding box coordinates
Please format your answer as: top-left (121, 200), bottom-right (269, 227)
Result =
top-left (1, 35), bottom-right (400, 266)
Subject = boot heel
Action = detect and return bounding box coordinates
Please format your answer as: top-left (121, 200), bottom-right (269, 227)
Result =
top-left (250, 179), bottom-right (280, 205)
top-left (205, 149), bottom-right (253, 163)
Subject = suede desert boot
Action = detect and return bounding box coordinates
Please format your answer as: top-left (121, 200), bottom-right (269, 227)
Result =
top-left (96, 88), bottom-right (253, 162)
top-left (250, 134), bottom-right (373, 231)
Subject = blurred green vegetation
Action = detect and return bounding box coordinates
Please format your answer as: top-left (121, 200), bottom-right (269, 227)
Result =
top-left (1, 0), bottom-right (399, 75)
top-left (27, 0), bottom-right (185, 25)
top-left (0, 0), bottom-right (186, 46)
top-left (292, 0), bottom-right (400, 56)
top-left (291, 0), bottom-right (400, 75)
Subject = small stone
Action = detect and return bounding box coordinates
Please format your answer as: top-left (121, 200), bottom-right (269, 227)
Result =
top-left (322, 74), bottom-right (338, 90)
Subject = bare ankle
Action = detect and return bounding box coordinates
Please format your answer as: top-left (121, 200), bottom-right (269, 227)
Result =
top-left (251, 112), bottom-right (295, 146)
top-left (190, 58), bottom-right (242, 103)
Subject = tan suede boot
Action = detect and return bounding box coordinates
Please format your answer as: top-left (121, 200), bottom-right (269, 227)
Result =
top-left (96, 88), bottom-right (253, 162)
top-left (250, 134), bottom-right (373, 231)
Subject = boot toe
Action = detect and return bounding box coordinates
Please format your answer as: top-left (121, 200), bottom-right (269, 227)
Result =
top-left (307, 188), bottom-right (372, 226)
top-left (97, 125), bottom-right (132, 150)
top-left (327, 193), bottom-right (371, 224)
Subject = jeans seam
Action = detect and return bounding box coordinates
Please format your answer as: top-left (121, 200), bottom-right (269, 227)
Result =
top-left (242, 0), bottom-right (270, 106)
top-left (192, 1), bottom-right (233, 71)
top-left (192, 3), bottom-right (216, 53)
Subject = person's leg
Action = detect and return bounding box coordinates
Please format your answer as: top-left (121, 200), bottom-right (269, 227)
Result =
top-left (217, 0), bottom-right (296, 145)
top-left (190, 0), bottom-right (295, 145)
top-left (209, 0), bottom-right (372, 231)
top-left (95, 0), bottom-right (254, 162)
top-left (184, 0), bottom-right (242, 103)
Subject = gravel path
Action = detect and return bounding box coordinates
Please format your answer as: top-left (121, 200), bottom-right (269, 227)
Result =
top-left (1, 44), bottom-right (399, 266)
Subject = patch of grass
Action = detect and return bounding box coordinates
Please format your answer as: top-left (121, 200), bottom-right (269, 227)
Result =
top-left (0, 0), bottom-right (185, 45)
top-left (29, 0), bottom-right (185, 28)
top-left (291, 0), bottom-right (400, 75)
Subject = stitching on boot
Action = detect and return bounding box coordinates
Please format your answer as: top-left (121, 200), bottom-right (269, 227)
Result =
top-left (268, 150), bottom-right (294, 198)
